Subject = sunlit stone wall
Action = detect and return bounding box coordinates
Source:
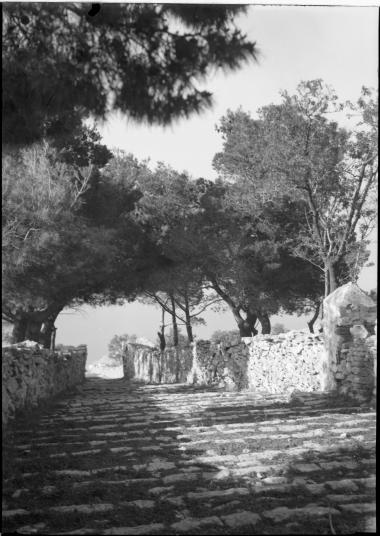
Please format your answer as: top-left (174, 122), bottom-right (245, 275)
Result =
top-left (123, 343), bottom-right (193, 384)
top-left (2, 343), bottom-right (87, 426)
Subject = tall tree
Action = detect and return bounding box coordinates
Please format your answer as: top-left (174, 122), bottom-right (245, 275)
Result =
top-left (3, 3), bottom-right (257, 145)
top-left (213, 80), bottom-right (377, 298)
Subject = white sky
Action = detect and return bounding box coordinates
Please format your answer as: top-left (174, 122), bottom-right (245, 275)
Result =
top-left (56, 5), bottom-right (378, 364)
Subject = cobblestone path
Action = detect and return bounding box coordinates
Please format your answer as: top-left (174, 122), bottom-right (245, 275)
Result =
top-left (2, 378), bottom-right (376, 534)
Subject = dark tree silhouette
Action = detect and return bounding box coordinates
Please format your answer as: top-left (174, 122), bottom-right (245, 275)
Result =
top-left (3, 3), bottom-right (257, 145)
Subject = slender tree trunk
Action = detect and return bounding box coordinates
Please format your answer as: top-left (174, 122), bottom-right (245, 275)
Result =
top-left (184, 294), bottom-right (194, 343)
top-left (170, 295), bottom-right (179, 347)
top-left (328, 262), bottom-right (337, 294)
top-left (324, 259), bottom-right (330, 297)
top-left (324, 259), bottom-right (337, 297)
top-left (307, 300), bottom-right (321, 334)
top-left (257, 312), bottom-right (271, 334)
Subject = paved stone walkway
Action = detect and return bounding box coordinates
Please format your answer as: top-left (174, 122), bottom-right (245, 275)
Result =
top-left (2, 378), bottom-right (376, 534)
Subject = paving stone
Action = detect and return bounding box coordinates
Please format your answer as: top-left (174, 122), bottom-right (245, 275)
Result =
top-left (292, 463), bottom-right (320, 473)
top-left (14, 523), bottom-right (47, 534)
top-left (171, 516), bottom-right (223, 532)
top-left (41, 485), bottom-right (58, 495)
top-left (71, 448), bottom-right (102, 456)
top-left (128, 500), bottom-right (155, 509)
top-left (102, 523), bottom-right (165, 534)
top-left (221, 511), bottom-right (261, 527)
top-left (109, 446), bottom-right (133, 453)
top-left (187, 488), bottom-right (249, 500)
top-left (339, 503), bottom-right (376, 514)
top-left (166, 496), bottom-right (185, 506)
top-left (353, 477), bottom-right (376, 488)
top-left (2, 509), bottom-right (30, 518)
top-left (162, 473), bottom-right (198, 484)
top-left (320, 460), bottom-right (358, 471)
top-left (11, 488), bottom-right (29, 499)
top-left (50, 503), bottom-right (114, 514)
top-left (304, 483), bottom-right (326, 495)
top-left (325, 479), bottom-right (359, 492)
top-left (147, 459), bottom-right (176, 471)
top-left (263, 504), bottom-right (341, 522)
top-left (53, 469), bottom-right (92, 477)
top-left (262, 476), bottom-right (289, 485)
top-left (327, 494), bottom-right (374, 504)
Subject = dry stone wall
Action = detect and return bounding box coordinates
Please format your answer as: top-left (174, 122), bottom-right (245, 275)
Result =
top-left (186, 340), bottom-right (250, 390)
top-left (123, 343), bottom-right (193, 384)
top-left (123, 333), bottom-right (324, 394)
top-left (2, 342), bottom-right (87, 426)
top-left (244, 332), bottom-right (324, 394)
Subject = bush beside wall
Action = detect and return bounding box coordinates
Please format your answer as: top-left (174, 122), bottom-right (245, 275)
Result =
top-left (2, 343), bottom-right (87, 426)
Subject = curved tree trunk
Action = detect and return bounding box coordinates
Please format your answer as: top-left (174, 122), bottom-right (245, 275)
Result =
top-left (257, 312), bottom-right (271, 334)
top-left (237, 311), bottom-right (258, 337)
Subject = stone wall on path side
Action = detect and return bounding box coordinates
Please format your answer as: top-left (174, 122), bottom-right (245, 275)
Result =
top-left (2, 342), bottom-right (87, 426)
top-left (123, 332), bottom-right (325, 394)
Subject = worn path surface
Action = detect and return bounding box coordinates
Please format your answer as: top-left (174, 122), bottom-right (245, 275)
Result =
top-left (2, 378), bottom-right (376, 534)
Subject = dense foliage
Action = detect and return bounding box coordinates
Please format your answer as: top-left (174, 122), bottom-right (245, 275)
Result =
top-left (3, 3), bottom-right (257, 145)
top-left (213, 80), bottom-right (377, 298)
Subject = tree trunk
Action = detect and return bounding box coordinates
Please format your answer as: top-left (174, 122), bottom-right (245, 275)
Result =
top-left (236, 310), bottom-right (258, 337)
top-left (40, 314), bottom-right (59, 349)
top-left (184, 294), bottom-right (194, 343)
top-left (307, 300), bottom-right (321, 334)
top-left (328, 262), bottom-right (337, 294)
top-left (324, 259), bottom-right (337, 297)
top-left (25, 318), bottom-right (43, 343)
top-left (11, 316), bottom-right (28, 343)
top-left (158, 306), bottom-right (166, 352)
top-left (170, 295), bottom-right (179, 347)
top-left (257, 312), bottom-right (271, 334)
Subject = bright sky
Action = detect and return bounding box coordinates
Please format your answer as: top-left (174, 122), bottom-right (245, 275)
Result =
top-left (56, 5), bottom-right (378, 364)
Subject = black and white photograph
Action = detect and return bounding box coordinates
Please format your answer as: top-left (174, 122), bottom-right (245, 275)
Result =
top-left (2, 1), bottom-right (378, 534)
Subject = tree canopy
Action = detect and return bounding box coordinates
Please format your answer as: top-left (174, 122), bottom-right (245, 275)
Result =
top-left (213, 80), bottom-right (378, 299)
top-left (3, 3), bottom-right (257, 145)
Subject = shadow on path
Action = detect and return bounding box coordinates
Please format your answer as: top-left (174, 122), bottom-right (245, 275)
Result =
top-left (2, 378), bottom-right (376, 535)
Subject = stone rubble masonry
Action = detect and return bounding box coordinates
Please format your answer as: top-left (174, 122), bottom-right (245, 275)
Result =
top-left (123, 343), bottom-right (193, 384)
top-left (2, 343), bottom-right (87, 426)
top-left (322, 283), bottom-right (376, 403)
top-left (123, 332), bottom-right (325, 394)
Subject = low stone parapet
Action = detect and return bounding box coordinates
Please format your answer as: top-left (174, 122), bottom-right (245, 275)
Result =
top-left (2, 342), bottom-right (87, 426)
